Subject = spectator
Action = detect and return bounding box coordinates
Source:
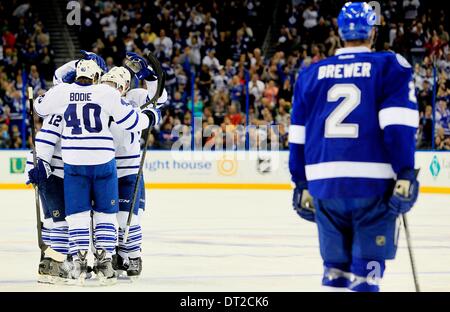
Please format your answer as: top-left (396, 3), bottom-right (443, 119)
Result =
top-left (154, 29), bottom-right (173, 59)
top-left (436, 99), bottom-right (450, 135)
top-left (0, 124), bottom-right (11, 148)
top-left (263, 80), bottom-right (279, 106)
top-left (248, 74), bottom-right (265, 105)
top-left (403, 0), bottom-right (420, 21)
top-left (212, 67), bottom-right (229, 92)
top-left (435, 127), bottom-right (450, 150)
top-left (417, 105), bottom-right (433, 149)
top-left (202, 48), bottom-right (220, 71)
top-left (303, 4), bottom-right (318, 29)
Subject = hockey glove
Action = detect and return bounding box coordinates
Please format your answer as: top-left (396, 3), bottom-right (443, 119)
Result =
top-left (80, 50), bottom-right (107, 73)
top-left (62, 70), bottom-right (77, 83)
top-left (27, 159), bottom-right (52, 187)
top-left (142, 108), bottom-right (162, 127)
top-left (125, 52), bottom-right (157, 81)
top-left (388, 169), bottom-right (419, 216)
top-left (293, 181), bottom-right (316, 222)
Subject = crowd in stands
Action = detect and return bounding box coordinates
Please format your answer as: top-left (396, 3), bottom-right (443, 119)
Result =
top-left (0, 0), bottom-right (449, 150)
top-left (0, 1), bottom-right (53, 148)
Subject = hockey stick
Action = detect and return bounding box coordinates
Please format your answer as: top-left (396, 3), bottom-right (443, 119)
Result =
top-left (123, 52), bottom-right (166, 244)
top-left (28, 87), bottom-right (66, 262)
top-left (402, 168), bottom-right (421, 292)
top-left (139, 52), bottom-right (165, 110)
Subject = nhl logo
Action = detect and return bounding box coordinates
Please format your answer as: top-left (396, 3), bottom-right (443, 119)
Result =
top-left (52, 210), bottom-right (60, 218)
top-left (257, 156), bottom-right (271, 174)
top-left (375, 235), bottom-right (386, 246)
top-left (111, 199), bottom-right (116, 206)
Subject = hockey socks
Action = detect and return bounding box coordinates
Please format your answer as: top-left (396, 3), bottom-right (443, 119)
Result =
top-left (51, 221), bottom-right (69, 255)
top-left (66, 211), bottom-right (90, 257)
top-left (41, 218), bottom-right (53, 247)
top-left (117, 211), bottom-right (143, 261)
top-left (93, 212), bottom-right (118, 259)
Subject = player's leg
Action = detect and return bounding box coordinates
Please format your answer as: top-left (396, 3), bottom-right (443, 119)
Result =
top-left (92, 159), bottom-right (119, 284)
top-left (315, 199), bottom-right (353, 290)
top-left (44, 175), bottom-right (71, 283)
top-left (116, 174), bottom-right (144, 279)
top-left (37, 189), bottom-right (54, 283)
top-left (63, 164), bottom-right (92, 283)
top-left (350, 196), bottom-right (399, 292)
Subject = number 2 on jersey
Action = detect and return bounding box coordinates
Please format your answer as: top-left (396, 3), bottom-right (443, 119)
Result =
top-left (64, 103), bottom-right (102, 135)
top-left (325, 83), bottom-right (360, 138)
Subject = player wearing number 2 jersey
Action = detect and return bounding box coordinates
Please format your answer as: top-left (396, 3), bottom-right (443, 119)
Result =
top-left (289, 2), bottom-right (419, 292)
top-left (33, 58), bottom-right (159, 284)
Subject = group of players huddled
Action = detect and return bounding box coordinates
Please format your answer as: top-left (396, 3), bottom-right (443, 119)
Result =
top-left (25, 50), bottom-right (167, 285)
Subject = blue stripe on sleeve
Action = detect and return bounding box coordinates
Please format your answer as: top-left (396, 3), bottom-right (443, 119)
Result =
top-left (115, 155), bottom-right (140, 159)
top-left (61, 135), bottom-right (114, 141)
top-left (125, 112), bottom-right (139, 130)
top-left (52, 155), bottom-right (63, 160)
top-left (116, 110), bottom-right (134, 124)
top-left (40, 129), bottom-right (61, 137)
top-left (36, 139), bottom-right (56, 146)
top-left (61, 147), bottom-right (115, 151)
top-left (117, 166), bottom-right (140, 169)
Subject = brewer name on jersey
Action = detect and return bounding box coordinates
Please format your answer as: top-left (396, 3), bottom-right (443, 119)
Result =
top-left (317, 62), bottom-right (371, 80)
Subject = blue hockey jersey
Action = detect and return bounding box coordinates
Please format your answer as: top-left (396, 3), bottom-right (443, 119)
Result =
top-left (289, 47), bottom-right (419, 198)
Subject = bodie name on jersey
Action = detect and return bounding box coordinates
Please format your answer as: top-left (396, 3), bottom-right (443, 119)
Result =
top-left (70, 92), bottom-right (92, 102)
top-left (317, 62), bottom-right (371, 80)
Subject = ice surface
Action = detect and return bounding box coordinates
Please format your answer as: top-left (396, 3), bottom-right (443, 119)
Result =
top-left (0, 190), bottom-right (449, 292)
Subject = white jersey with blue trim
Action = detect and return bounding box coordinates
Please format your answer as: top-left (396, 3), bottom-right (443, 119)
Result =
top-left (30, 62), bottom-right (72, 177)
top-left (111, 81), bottom-right (167, 178)
top-left (25, 114), bottom-right (64, 178)
top-left (53, 60), bottom-right (77, 86)
top-left (34, 82), bottom-right (151, 166)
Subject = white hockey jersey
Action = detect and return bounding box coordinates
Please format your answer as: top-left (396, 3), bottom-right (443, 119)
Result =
top-left (34, 82), bottom-right (151, 166)
top-left (27, 114), bottom-right (65, 178)
top-left (25, 62), bottom-right (71, 179)
top-left (111, 81), bottom-right (168, 178)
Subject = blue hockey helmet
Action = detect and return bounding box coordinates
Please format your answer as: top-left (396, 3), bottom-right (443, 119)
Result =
top-left (337, 2), bottom-right (377, 41)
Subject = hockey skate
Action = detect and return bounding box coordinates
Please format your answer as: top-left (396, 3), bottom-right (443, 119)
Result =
top-left (127, 257), bottom-right (142, 282)
top-left (64, 251), bottom-right (88, 285)
top-left (37, 258), bottom-right (53, 284)
top-left (94, 250), bottom-right (117, 286)
top-left (112, 252), bottom-right (128, 278)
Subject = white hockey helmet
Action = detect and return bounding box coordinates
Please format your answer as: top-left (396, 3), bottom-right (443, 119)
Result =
top-left (100, 66), bottom-right (131, 95)
top-left (76, 59), bottom-right (102, 83)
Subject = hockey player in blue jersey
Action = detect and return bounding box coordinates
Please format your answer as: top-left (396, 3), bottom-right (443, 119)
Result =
top-left (289, 2), bottom-right (420, 292)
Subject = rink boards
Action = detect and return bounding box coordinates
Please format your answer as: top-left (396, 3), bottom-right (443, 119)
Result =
top-left (1, 150), bottom-right (449, 194)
